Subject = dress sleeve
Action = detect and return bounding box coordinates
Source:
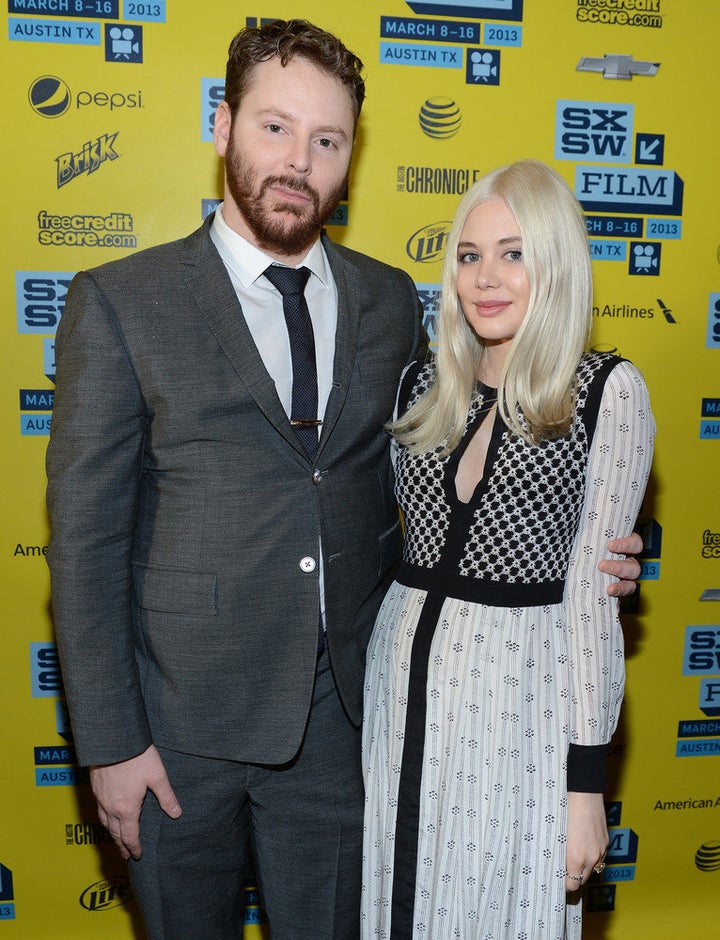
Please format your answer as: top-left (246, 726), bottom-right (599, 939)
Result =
top-left (564, 360), bottom-right (655, 791)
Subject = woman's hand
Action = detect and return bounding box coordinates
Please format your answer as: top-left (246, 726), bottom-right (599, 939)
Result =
top-left (565, 791), bottom-right (608, 892)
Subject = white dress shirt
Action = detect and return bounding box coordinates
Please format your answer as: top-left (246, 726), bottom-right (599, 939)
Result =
top-left (210, 203), bottom-right (338, 429)
top-left (210, 204), bottom-right (337, 628)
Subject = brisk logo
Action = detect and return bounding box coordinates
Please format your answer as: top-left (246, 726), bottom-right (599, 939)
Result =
top-left (55, 133), bottom-right (120, 188)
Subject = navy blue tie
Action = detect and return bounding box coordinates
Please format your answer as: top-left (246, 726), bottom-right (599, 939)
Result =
top-left (264, 265), bottom-right (320, 459)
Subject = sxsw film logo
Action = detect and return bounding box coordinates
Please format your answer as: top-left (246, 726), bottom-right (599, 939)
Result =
top-left (415, 282), bottom-right (441, 344)
top-left (682, 626), bottom-right (720, 678)
top-left (555, 100), bottom-right (633, 162)
top-left (16, 271), bottom-right (72, 334)
top-left (679, 625), bottom-right (720, 756)
top-left (201, 78), bottom-right (225, 141)
top-left (31, 642), bottom-right (63, 697)
top-left (708, 293), bottom-right (720, 349)
top-left (105, 24), bottom-right (142, 63)
top-left (586, 802), bottom-right (638, 913)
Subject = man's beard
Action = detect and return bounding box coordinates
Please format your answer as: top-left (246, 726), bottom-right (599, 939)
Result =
top-left (225, 137), bottom-right (347, 256)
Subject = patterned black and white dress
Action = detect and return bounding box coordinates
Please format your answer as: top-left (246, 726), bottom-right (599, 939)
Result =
top-left (361, 353), bottom-right (654, 940)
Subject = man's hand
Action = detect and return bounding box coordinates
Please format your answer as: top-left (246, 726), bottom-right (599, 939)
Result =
top-left (600, 532), bottom-right (643, 598)
top-left (90, 744), bottom-right (182, 860)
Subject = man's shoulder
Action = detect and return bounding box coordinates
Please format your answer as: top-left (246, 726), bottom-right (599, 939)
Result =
top-left (79, 221), bottom-right (210, 285)
top-left (322, 232), bottom-right (412, 287)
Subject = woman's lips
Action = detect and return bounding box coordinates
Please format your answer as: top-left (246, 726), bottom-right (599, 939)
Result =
top-left (474, 301), bottom-right (511, 316)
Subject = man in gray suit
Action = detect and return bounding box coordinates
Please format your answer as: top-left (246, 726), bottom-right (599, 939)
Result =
top-left (46, 19), bottom-right (642, 940)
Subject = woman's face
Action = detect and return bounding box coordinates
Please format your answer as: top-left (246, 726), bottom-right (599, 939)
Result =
top-left (456, 197), bottom-right (530, 352)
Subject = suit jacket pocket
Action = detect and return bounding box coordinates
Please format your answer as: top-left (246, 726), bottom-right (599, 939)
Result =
top-left (132, 562), bottom-right (218, 617)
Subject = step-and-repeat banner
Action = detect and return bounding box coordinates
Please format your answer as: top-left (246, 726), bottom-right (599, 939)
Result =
top-left (2, 1), bottom-right (718, 937)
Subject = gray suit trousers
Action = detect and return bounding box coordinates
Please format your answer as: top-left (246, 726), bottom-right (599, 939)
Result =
top-left (129, 650), bottom-right (363, 939)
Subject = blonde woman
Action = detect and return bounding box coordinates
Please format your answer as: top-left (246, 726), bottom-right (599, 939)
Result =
top-left (362, 160), bottom-right (654, 939)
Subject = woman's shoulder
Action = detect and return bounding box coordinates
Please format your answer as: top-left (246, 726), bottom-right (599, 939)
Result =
top-left (575, 352), bottom-right (652, 440)
top-left (397, 355), bottom-right (435, 415)
top-left (578, 351), bottom-right (648, 391)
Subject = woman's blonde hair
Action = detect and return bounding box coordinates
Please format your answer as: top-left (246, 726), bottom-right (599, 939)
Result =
top-left (393, 159), bottom-right (593, 452)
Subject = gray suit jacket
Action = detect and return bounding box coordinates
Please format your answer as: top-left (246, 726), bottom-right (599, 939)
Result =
top-left (46, 216), bottom-right (423, 767)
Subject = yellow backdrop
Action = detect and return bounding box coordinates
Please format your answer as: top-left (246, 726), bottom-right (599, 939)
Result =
top-left (2, 0), bottom-right (719, 937)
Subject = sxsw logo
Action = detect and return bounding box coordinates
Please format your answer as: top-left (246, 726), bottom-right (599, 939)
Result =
top-left (201, 78), bottom-right (225, 141)
top-left (607, 827), bottom-right (639, 866)
top-left (31, 642), bottom-right (63, 697)
top-left (708, 293), bottom-right (720, 349)
top-left (16, 272), bottom-right (73, 334)
top-left (415, 282), bottom-right (441, 344)
top-left (555, 100), bottom-right (633, 163)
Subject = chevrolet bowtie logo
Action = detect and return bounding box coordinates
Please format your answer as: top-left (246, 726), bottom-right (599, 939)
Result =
top-left (576, 53), bottom-right (660, 80)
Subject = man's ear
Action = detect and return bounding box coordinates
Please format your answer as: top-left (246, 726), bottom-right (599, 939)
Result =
top-left (213, 100), bottom-right (232, 157)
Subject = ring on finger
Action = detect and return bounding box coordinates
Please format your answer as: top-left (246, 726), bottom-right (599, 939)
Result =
top-left (593, 861), bottom-right (606, 874)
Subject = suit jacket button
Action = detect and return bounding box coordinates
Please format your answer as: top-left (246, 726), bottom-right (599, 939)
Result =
top-left (312, 469), bottom-right (323, 485)
top-left (300, 557), bottom-right (316, 572)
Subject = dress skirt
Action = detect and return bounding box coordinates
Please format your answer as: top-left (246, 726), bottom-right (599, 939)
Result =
top-left (361, 580), bottom-right (584, 940)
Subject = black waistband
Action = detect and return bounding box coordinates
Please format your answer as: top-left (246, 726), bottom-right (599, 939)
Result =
top-left (396, 562), bottom-right (565, 608)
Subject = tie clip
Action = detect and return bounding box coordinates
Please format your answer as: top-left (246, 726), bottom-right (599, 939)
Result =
top-left (291, 419), bottom-right (323, 427)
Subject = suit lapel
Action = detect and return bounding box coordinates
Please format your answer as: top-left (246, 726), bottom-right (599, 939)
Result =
top-left (319, 233), bottom-right (360, 453)
top-left (178, 220), bottom-right (362, 460)
top-left (179, 217), bottom-right (303, 456)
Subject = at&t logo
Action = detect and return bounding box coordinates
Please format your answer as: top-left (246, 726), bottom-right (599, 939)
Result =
top-left (695, 840), bottom-right (720, 872)
top-left (418, 97), bottom-right (461, 139)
